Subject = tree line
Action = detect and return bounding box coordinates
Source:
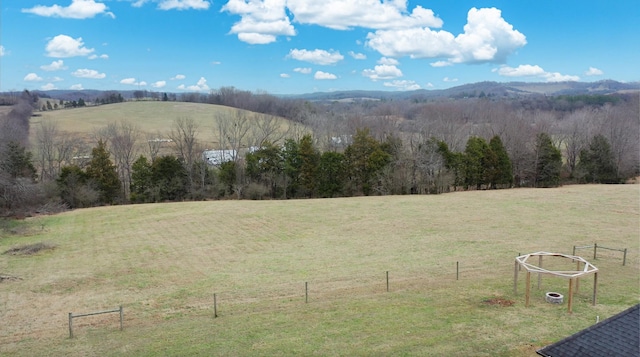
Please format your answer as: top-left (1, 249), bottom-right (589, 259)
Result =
top-left (0, 89), bottom-right (638, 216)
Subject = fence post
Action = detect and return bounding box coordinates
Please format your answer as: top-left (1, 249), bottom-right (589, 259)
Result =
top-left (572, 246), bottom-right (576, 256)
top-left (456, 261), bottom-right (459, 280)
top-left (69, 312), bottom-right (74, 338)
top-left (623, 249), bottom-right (627, 266)
top-left (305, 282), bottom-right (308, 303)
top-left (593, 243), bottom-right (597, 260)
top-left (213, 293), bottom-right (218, 318)
top-left (386, 271), bottom-right (389, 292)
top-left (119, 306), bottom-right (123, 331)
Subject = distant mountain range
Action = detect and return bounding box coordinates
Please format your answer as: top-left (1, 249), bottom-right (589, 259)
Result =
top-left (288, 80), bottom-right (640, 102)
top-left (6, 80), bottom-right (640, 103)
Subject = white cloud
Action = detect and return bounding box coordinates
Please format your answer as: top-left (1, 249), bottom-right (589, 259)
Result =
top-left (120, 78), bottom-right (146, 86)
top-left (286, 1), bottom-right (442, 30)
top-left (383, 80), bottom-right (420, 91)
top-left (22, 0), bottom-right (115, 19)
top-left (52, 76), bottom-right (64, 82)
top-left (41, 83), bottom-right (57, 90)
top-left (314, 71), bottom-right (337, 80)
top-left (24, 73), bottom-right (43, 82)
top-left (41, 60), bottom-right (67, 71)
top-left (495, 64), bottom-right (545, 77)
top-left (443, 77), bottom-right (458, 82)
top-left (293, 67), bottom-right (312, 74)
top-left (430, 60), bottom-right (452, 67)
top-left (0, 45), bottom-right (5, 57)
top-left (72, 68), bottom-right (106, 79)
top-left (544, 72), bottom-right (580, 82)
top-left (46, 35), bottom-right (94, 58)
top-left (585, 67), bottom-right (604, 76)
top-left (495, 64), bottom-right (579, 82)
top-left (88, 54), bottom-right (109, 60)
top-left (362, 64), bottom-right (403, 81)
top-left (425, 82), bottom-right (434, 88)
top-left (132, 0), bottom-right (148, 7)
top-left (377, 57), bottom-right (399, 65)
top-left (171, 74), bottom-right (186, 80)
top-left (180, 77), bottom-right (209, 91)
top-left (349, 51), bottom-right (367, 60)
top-left (366, 7), bottom-right (525, 64)
top-left (222, 0), bottom-right (295, 44)
top-left (288, 49), bottom-right (344, 65)
top-left (70, 84), bottom-right (84, 90)
top-left (158, 0), bottom-right (210, 10)
top-left (280, 73), bottom-right (290, 78)
top-left (152, 81), bottom-right (167, 88)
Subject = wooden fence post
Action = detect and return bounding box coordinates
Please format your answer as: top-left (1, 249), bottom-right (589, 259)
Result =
top-left (213, 293), bottom-right (218, 318)
top-left (119, 306), bottom-right (123, 331)
top-left (69, 312), bottom-right (74, 338)
top-left (623, 249), bottom-right (627, 266)
top-left (305, 282), bottom-right (308, 303)
top-left (593, 243), bottom-right (597, 260)
top-left (386, 271), bottom-right (389, 292)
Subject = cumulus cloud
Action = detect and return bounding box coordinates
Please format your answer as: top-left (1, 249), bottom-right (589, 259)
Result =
top-left (72, 68), bottom-right (106, 78)
top-left (41, 60), bottom-right (67, 71)
top-left (494, 64), bottom-right (579, 82)
top-left (286, 0), bottom-right (442, 30)
top-left (585, 67), bottom-right (604, 76)
top-left (377, 57), bottom-right (399, 65)
top-left (366, 7), bottom-right (525, 64)
top-left (430, 60), bottom-right (452, 67)
top-left (70, 84), bottom-right (84, 90)
top-left (151, 81), bottom-right (167, 88)
top-left (178, 77), bottom-right (209, 91)
top-left (24, 73), bottom-right (43, 82)
top-left (280, 73), bottom-right (290, 78)
top-left (495, 64), bottom-right (545, 77)
top-left (383, 80), bottom-right (420, 91)
top-left (0, 45), bottom-right (5, 57)
top-left (349, 51), bottom-right (367, 60)
top-left (41, 83), bottom-right (57, 90)
top-left (288, 49), bottom-right (344, 65)
top-left (314, 71), bottom-right (337, 80)
top-left (443, 77), bottom-right (458, 82)
top-left (120, 78), bottom-right (147, 86)
top-left (158, 0), bottom-right (210, 10)
top-left (46, 35), bottom-right (94, 58)
top-left (222, 0), bottom-right (295, 44)
top-left (293, 67), bottom-right (312, 74)
top-left (362, 64), bottom-right (403, 81)
top-left (22, 0), bottom-right (115, 19)
top-left (88, 54), bottom-right (109, 60)
top-left (171, 74), bottom-right (186, 80)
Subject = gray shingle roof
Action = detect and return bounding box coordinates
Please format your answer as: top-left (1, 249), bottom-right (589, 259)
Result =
top-left (537, 304), bottom-right (639, 357)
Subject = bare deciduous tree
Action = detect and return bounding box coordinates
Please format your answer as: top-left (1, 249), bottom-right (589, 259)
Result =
top-left (169, 117), bottom-right (199, 191)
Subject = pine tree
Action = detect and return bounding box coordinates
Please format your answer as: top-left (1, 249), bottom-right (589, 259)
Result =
top-left (488, 135), bottom-right (513, 188)
top-left (534, 133), bottom-right (562, 187)
top-left (85, 140), bottom-right (121, 204)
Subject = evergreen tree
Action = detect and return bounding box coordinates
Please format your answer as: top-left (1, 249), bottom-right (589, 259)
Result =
top-left (577, 135), bottom-right (619, 183)
top-left (150, 155), bottom-right (187, 201)
top-left (57, 165), bottom-right (96, 208)
top-left (344, 129), bottom-right (391, 196)
top-left (463, 136), bottom-right (489, 190)
top-left (85, 140), bottom-right (121, 204)
top-left (298, 134), bottom-right (320, 197)
top-left (317, 151), bottom-right (346, 198)
top-left (0, 141), bottom-right (37, 180)
top-left (130, 155), bottom-right (152, 202)
top-left (488, 135), bottom-right (513, 188)
top-left (282, 138), bottom-right (301, 198)
top-left (534, 133), bottom-right (562, 187)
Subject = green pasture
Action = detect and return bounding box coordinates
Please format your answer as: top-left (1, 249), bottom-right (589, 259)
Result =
top-left (1, 184), bottom-right (638, 356)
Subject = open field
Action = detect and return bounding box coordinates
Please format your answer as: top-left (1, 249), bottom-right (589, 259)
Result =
top-left (1, 184), bottom-right (639, 356)
top-left (29, 101), bottom-right (294, 147)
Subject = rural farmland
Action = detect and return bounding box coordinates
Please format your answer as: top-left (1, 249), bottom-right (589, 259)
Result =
top-left (1, 184), bottom-right (638, 356)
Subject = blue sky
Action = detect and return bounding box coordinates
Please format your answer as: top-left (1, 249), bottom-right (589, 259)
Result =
top-left (1, 0), bottom-right (638, 94)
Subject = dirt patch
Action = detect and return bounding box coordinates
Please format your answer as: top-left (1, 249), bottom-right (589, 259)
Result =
top-left (483, 297), bottom-right (515, 307)
top-left (3, 242), bottom-right (56, 256)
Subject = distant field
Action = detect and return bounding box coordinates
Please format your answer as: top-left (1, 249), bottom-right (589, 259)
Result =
top-left (1, 185), bottom-right (638, 356)
top-left (29, 101), bottom-right (293, 147)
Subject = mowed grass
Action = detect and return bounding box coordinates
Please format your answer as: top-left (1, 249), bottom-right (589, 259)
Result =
top-left (1, 185), bottom-right (638, 356)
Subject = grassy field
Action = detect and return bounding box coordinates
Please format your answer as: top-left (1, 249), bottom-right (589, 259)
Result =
top-left (1, 184), bottom-right (638, 356)
top-left (29, 101), bottom-right (294, 146)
